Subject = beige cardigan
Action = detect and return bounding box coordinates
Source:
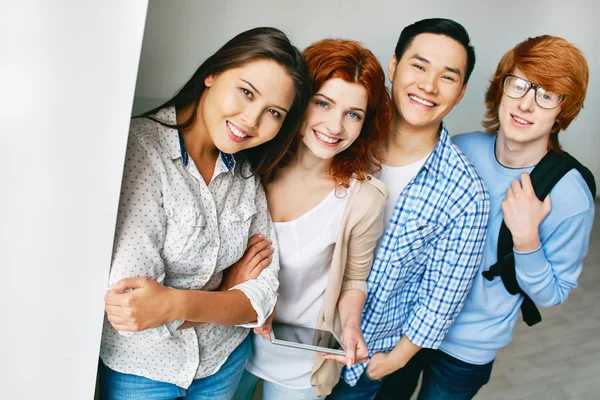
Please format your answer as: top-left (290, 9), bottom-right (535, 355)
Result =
top-left (309, 175), bottom-right (388, 397)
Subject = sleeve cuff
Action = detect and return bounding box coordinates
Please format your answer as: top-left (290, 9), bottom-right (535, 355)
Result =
top-left (513, 245), bottom-right (546, 275)
top-left (403, 305), bottom-right (453, 349)
top-left (231, 280), bottom-right (276, 328)
top-left (341, 279), bottom-right (368, 294)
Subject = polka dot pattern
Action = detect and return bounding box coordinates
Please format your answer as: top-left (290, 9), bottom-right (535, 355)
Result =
top-left (100, 107), bottom-right (280, 389)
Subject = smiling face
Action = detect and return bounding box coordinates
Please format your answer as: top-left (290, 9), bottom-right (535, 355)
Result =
top-left (298, 77), bottom-right (368, 161)
top-left (198, 59), bottom-right (296, 154)
top-left (497, 67), bottom-right (561, 150)
top-left (389, 33), bottom-right (468, 132)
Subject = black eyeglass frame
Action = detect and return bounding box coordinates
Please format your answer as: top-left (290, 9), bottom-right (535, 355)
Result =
top-left (502, 73), bottom-right (564, 110)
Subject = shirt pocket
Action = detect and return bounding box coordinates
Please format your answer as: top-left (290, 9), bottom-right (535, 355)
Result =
top-left (391, 217), bottom-right (438, 282)
top-left (218, 201), bottom-right (258, 270)
top-left (162, 201), bottom-right (209, 268)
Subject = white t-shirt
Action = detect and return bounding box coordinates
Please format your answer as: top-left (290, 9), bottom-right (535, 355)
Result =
top-left (245, 182), bottom-right (352, 389)
top-left (379, 155), bottom-right (430, 242)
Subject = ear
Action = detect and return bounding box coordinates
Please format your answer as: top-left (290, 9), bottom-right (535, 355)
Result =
top-left (388, 55), bottom-right (399, 83)
top-left (204, 74), bottom-right (215, 87)
top-left (455, 82), bottom-right (468, 105)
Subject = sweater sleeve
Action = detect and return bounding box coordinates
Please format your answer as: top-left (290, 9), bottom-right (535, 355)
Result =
top-left (515, 207), bottom-right (594, 307)
top-left (341, 180), bottom-right (388, 294)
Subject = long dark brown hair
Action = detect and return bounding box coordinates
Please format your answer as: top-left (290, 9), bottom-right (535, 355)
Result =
top-left (143, 27), bottom-right (311, 180)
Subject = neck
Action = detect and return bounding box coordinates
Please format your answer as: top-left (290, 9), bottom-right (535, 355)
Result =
top-left (495, 130), bottom-right (549, 168)
top-left (383, 115), bottom-right (439, 167)
top-left (177, 99), bottom-right (219, 160)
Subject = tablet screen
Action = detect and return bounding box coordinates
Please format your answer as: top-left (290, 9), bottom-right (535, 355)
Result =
top-left (270, 321), bottom-right (343, 351)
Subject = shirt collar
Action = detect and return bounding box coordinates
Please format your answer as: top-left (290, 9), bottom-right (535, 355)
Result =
top-left (155, 106), bottom-right (236, 173)
top-left (419, 122), bottom-right (453, 181)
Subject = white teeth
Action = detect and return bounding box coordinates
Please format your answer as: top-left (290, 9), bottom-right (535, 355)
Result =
top-left (314, 130), bottom-right (340, 144)
top-left (409, 95), bottom-right (435, 107)
top-left (513, 116), bottom-right (530, 125)
top-left (227, 121), bottom-right (248, 138)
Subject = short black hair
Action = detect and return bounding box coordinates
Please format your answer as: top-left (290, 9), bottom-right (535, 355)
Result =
top-left (394, 18), bottom-right (476, 85)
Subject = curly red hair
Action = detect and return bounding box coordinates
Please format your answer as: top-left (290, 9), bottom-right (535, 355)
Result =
top-left (483, 35), bottom-right (589, 152)
top-left (275, 39), bottom-right (392, 186)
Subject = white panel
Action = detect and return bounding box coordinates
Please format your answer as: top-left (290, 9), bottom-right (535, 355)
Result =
top-left (0, 1), bottom-right (148, 398)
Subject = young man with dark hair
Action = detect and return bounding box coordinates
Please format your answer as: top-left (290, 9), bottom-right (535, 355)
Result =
top-left (327, 18), bottom-right (490, 399)
top-left (401, 35), bottom-right (594, 400)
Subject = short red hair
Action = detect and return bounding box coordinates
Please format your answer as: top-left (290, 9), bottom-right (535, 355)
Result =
top-left (483, 35), bottom-right (589, 151)
top-left (276, 39), bottom-right (392, 186)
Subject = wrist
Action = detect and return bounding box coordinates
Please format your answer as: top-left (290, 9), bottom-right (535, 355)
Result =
top-left (387, 349), bottom-right (408, 370)
top-left (512, 233), bottom-right (541, 253)
top-left (341, 318), bottom-right (361, 332)
top-left (168, 289), bottom-right (185, 321)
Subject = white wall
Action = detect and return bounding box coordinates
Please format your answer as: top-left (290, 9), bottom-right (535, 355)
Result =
top-left (0, 1), bottom-right (148, 398)
top-left (133, 0), bottom-right (600, 186)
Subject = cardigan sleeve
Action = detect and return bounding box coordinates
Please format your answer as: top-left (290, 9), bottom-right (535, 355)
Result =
top-left (341, 178), bottom-right (388, 294)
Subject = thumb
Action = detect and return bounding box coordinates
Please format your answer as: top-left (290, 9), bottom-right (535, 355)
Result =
top-left (108, 277), bottom-right (147, 292)
top-left (543, 195), bottom-right (552, 213)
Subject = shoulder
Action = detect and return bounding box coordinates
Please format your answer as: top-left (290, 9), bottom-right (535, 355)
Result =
top-left (127, 117), bottom-right (163, 152)
top-left (438, 134), bottom-right (490, 211)
top-left (550, 168), bottom-right (595, 218)
top-left (451, 131), bottom-right (493, 150)
top-left (350, 174), bottom-right (388, 207)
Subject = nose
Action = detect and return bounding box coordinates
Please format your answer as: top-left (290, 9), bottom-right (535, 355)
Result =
top-left (324, 112), bottom-right (344, 135)
top-left (417, 72), bottom-right (438, 94)
top-left (241, 104), bottom-right (261, 130)
top-left (518, 88), bottom-right (536, 112)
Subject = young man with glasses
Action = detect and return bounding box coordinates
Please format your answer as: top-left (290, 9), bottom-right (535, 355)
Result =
top-left (371, 35), bottom-right (595, 400)
top-left (327, 18), bottom-right (490, 399)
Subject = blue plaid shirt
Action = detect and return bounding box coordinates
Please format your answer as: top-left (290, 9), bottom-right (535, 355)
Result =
top-left (344, 124), bottom-right (490, 385)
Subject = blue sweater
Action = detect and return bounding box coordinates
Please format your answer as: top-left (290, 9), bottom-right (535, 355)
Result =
top-left (440, 131), bottom-right (595, 364)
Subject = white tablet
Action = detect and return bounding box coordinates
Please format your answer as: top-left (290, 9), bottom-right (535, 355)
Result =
top-left (269, 321), bottom-right (346, 356)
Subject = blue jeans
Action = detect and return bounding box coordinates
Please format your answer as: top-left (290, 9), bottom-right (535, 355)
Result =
top-left (233, 369), bottom-right (318, 400)
top-left (327, 368), bottom-right (382, 400)
top-left (98, 335), bottom-right (251, 400)
top-left (376, 349), bottom-right (494, 400)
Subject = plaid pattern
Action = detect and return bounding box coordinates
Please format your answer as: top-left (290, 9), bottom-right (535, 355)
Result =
top-left (344, 125), bottom-right (490, 386)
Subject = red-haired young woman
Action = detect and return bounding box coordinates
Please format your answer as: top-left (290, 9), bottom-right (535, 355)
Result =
top-left (230, 39), bottom-right (392, 399)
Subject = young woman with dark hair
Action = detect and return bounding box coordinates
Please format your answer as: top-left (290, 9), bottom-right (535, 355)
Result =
top-left (99, 27), bottom-right (310, 400)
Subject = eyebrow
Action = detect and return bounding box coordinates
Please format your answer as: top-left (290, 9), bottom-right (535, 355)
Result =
top-left (241, 78), bottom-right (289, 114)
top-left (410, 54), bottom-right (462, 77)
top-left (315, 93), bottom-right (366, 114)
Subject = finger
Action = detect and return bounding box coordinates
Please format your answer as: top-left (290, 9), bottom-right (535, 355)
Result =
top-left (505, 186), bottom-right (513, 199)
top-left (106, 313), bottom-right (127, 326)
top-left (323, 355), bottom-right (347, 365)
top-left (511, 179), bottom-right (522, 194)
top-left (105, 304), bottom-right (126, 317)
top-left (355, 341), bottom-right (369, 363)
top-left (104, 291), bottom-right (134, 307)
top-left (520, 172), bottom-right (535, 195)
top-left (244, 239), bottom-right (271, 262)
top-left (345, 338), bottom-right (357, 368)
top-left (107, 277), bottom-right (148, 292)
top-left (245, 234), bottom-right (265, 250)
top-left (250, 249), bottom-right (273, 271)
top-left (110, 322), bottom-right (135, 332)
top-left (251, 257), bottom-right (272, 276)
top-left (543, 195), bottom-right (552, 212)
top-left (248, 247), bottom-right (274, 269)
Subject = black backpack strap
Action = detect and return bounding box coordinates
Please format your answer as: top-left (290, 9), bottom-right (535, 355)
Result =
top-left (482, 150), bottom-right (596, 326)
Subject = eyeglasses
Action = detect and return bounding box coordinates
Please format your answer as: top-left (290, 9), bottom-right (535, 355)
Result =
top-left (502, 74), bottom-right (563, 110)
